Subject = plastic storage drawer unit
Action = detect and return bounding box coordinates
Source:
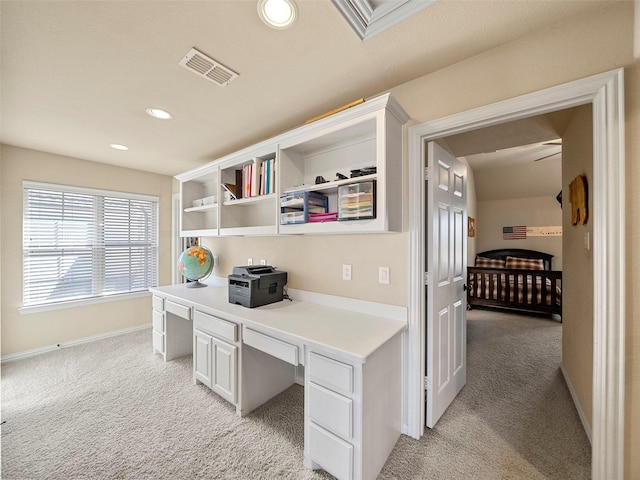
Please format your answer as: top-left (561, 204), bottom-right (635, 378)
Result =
top-left (338, 181), bottom-right (376, 221)
top-left (280, 191), bottom-right (328, 224)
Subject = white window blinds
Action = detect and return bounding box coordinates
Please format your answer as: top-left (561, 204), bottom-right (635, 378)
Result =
top-left (23, 181), bottom-right (159, 307)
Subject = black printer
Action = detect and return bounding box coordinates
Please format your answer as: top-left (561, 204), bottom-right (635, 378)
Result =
top-left (228, 265), bottom-right (287, 308)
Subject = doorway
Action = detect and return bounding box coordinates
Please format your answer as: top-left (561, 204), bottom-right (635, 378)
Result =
top-left (405, 69), bottom-right (625, 480)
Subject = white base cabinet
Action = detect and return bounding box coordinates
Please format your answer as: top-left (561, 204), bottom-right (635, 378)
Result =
top-left (304, 334), bottom-right (402, 480)
top-left (152, 294), bottom-right (192, 362)
top-left (194, 327), bottom-right (238, 404)
top-left (193, 309), bottom-right (239, 405)
top-left (150, 285), bottom-right (406, 480)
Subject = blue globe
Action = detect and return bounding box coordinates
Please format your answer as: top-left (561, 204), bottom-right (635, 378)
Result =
top-left (178, 246), bottom-right (214, 288)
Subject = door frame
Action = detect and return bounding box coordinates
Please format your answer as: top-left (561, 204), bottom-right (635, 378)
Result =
top-left (406, 68), bottom-right (625, 479)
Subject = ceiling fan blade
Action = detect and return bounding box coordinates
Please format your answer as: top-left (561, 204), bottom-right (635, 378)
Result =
top-left (543, 141), bottom-right (562, 146)
top-left (534, 151), bottom-right (562, 162)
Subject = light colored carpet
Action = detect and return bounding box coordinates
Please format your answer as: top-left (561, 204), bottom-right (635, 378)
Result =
top-left (1, 309), bottom-right (590, 479)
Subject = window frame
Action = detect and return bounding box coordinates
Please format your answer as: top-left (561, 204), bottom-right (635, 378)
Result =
top-left (20, 181), bottom-right (159, 314)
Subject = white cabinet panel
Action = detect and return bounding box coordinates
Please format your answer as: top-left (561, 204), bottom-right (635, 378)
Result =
top-left (152, 310), bottom-right (165, 333)
top-left (308, 382), bottom-right (353, 440)
top-left (243, 328), bottom-right (298, 365)
top-left (152, 330), bottom-right (164, 355)
top-left (166, 300), bottom-right (192, 320)
top-left (194, 328), bottom-right (237, 405)
top-left (212, 338), bottom-right (237, 404)
top-left (194, 329), bottom-right (212, 387)
top-left (308, 352), bottom-right (354, 395)
top-left (308, 422), bottom-right (353, 480)
top-left (152, 295), bottom-right (164, 311)
top-left (194, 310), bottom-right (237, 343)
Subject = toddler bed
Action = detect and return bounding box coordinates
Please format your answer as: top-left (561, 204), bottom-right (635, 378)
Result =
top-left (467, 248), bottom-right (562, 317)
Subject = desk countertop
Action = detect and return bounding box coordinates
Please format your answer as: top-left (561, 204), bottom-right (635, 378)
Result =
top-left (150, 284), bottom-right (407, 363)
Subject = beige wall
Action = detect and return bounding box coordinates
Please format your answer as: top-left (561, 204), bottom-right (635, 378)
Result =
top-left (476, 195), bottom-right (563, 268)
top-left (561, 104), bottom-right (595, 429)
top-left (201, 232), bottom-right (406, 306)
top-left (0, 145), bottom-right (173, 356)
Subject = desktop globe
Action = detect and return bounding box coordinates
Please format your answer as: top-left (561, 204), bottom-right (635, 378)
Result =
top-left (178, 246), bottom-right (214, 288)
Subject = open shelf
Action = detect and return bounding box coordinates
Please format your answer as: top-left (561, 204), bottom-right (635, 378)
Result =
top-left (222, 192), bottom-right (277, 207)
top-left (283, 174), bottom-right (378, 196)
top-left (184, 204), bottom-right (218, 213)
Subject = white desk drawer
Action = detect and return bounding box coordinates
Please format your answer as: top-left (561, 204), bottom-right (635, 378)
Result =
top-left (308, 422), bottom-right (353, 480)
top-left (152, 295), bottom-right (164, 311)
top-left (152, 310), bottom-right (164, 333)
top-left (194, 310), bottom-right (237, 343)
top-left (309, 382), bottom-right (353, 440)
top-left (166, 300), bottom-right (192, 320)
top-left (152, 330), bottom-right (164, 354)
top-left (243, 328), bottom-right (298, 365)
top-left (308, 352), bottom-right (354, 395)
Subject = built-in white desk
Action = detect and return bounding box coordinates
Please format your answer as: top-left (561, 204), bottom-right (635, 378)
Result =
top-left (149, 283), bottom-right (406, 480)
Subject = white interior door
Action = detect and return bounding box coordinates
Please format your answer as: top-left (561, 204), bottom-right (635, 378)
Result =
top-left (426, 141), bottom-right (467, 428)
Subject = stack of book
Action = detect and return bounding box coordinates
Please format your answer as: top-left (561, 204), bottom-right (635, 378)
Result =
top-left (241, 158), bottom-right (276, 198)
top-left (223, 158), bottom-right (276, 201)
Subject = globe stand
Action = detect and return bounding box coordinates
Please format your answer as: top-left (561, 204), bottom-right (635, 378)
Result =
top-left (186, 279), bottom-right (207, 288)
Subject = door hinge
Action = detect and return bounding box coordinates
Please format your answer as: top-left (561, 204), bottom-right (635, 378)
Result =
top-left (424, 376), bottom-right (432, 391)
top-left (424, 166), bottom-right (432, 181)
top-left (424, 272), bottom-right (431, 286)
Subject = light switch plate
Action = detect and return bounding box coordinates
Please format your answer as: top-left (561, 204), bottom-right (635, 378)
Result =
top-left (343, 264), bottom-right (352, 281)
top-left (379, 266), bottom-right (390, 284)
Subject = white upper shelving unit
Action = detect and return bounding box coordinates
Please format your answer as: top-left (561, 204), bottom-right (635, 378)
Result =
top-left (175, 93), bottom-right (409, 237)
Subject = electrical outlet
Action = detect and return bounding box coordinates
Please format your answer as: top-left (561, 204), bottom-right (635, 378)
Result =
top-left (379, 266), bottom-right (390, 284)
top-left (342, 264), bottom-right (352, 281)
top-left (260, 259), bottom-right (267, 265)
top-left (247, 258), bottom-right (253, 265)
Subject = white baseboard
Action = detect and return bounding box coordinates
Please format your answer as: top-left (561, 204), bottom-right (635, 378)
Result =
top-left (1, 324), bottom-right (152, 363)
top-left (560, 363), bottom-right (592, 444)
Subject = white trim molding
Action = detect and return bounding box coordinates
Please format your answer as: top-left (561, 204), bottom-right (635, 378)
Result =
top-left (331, 0), bottom-right (437, 41)
top-left (561, 364), bottom-right (593, 444)
top-left (1, 324), bottom-right (152, 363)
top-left (407, 68), bottom-right (625, 480)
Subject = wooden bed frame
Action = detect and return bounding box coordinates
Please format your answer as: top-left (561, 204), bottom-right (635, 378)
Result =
top-left (467, 248), bottom-right (562, 317)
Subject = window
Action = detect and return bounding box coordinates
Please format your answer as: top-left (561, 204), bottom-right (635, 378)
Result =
top-left (22, 181), bottom-right (159, 308)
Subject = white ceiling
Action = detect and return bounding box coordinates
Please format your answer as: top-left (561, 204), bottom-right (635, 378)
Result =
top-left (0, 1), bottom-right (613, 177)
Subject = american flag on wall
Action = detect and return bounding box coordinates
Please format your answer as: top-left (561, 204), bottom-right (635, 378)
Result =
top-left (503, 225), bottom-right (527, 240)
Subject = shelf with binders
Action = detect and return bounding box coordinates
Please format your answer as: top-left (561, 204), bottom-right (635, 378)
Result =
top-left (219, 151), bottom-right (278, 235)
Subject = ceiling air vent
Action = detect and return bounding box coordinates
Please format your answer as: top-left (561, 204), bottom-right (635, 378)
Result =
top-left (179, 48), bottom-right (238, 87)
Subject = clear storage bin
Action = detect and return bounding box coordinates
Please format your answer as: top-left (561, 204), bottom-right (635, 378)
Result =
top-left (338, 181), bottom-right (376, 220)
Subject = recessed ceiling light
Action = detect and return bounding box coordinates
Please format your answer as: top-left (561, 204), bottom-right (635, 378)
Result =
top-left (258, 0), bottom-right (297, 29)
top-left (110, 143), bottom-right (129, 151)
top-left (146, 108), bottom-right (173, 120)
